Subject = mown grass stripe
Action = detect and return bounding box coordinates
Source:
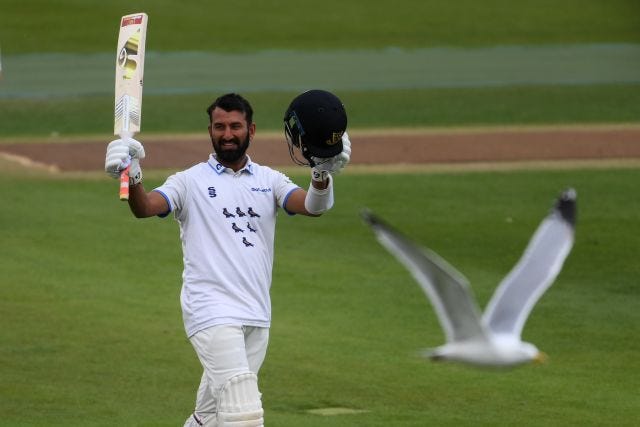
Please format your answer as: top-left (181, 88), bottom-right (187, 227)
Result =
top-left (1, 44), bottom-right (639, 99)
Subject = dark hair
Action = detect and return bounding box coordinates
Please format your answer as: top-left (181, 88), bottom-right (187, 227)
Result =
top-left (206, 93), bottom-right (253, 125)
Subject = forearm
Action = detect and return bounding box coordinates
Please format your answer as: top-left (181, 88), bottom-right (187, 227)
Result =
top-left (127, 183), bottom-right (166, 218)
top-left (304, 174), bottom-right (334, 215)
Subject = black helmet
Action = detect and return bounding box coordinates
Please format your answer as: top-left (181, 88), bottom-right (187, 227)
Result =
top-left (284, 89), bottom-right (347, 166)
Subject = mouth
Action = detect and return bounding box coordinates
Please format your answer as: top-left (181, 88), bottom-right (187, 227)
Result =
top-left (219, 140), bottom-right (239, 150)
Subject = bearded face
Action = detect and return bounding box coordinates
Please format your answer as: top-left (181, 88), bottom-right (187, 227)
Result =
top-left (208, 107), bottom-right (255, 166)
top-left (211, 131), bottom-right (251, 163)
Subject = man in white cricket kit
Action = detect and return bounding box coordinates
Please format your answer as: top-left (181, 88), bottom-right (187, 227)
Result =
top-left (105, 91), bottom-right (351, 426)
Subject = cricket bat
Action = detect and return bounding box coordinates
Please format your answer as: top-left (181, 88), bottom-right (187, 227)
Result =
top-left (114, 12), bottom-right (148, 200)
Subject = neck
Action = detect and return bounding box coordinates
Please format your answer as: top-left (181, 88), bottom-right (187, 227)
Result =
top-left (219, 155), bottom-right (248, 172)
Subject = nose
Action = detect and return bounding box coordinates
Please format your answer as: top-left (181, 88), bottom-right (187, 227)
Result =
top-left (222, 126), bottom-right (234, 140)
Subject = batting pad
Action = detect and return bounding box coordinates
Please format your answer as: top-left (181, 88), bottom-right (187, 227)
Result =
top-left (217, 372), bottom-right (264, 427)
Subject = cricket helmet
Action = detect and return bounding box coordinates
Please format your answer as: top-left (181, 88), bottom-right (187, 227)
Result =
top-left (284, 89), bottom-right (347, 166)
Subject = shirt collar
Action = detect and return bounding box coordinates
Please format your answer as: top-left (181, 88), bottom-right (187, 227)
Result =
top-left (208, 154), bottom-right (254, 175)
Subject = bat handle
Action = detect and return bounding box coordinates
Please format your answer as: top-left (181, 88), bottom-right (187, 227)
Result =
top-left (119, 166), bottom-right (130, 201)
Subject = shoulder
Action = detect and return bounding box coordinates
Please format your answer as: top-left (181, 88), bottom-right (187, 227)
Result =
top-left (159, 161), bottom-right (210, 188)
top-left (173, 161), bottom-right (215, 179)
top-left (250, 162), bottom-right (289, 179)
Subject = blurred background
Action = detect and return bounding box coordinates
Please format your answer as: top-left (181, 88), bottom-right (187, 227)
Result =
top-left (1, 0), bottom-right (639, 137)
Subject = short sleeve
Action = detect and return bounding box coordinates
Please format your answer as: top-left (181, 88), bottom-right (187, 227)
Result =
top-left (271, 169), bottom-right (301, 210)
top-left (153, 171), bottom-right (188, 216)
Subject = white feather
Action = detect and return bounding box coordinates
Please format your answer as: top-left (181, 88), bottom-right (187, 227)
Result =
top-left (362, 189), bottom-right (576, 367)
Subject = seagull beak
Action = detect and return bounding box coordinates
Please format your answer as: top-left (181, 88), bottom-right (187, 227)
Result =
top-left (533, 351), bottom-right (548, 364)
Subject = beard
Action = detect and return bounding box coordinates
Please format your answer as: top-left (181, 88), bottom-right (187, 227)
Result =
top-left (212, 133), bottom-right (251, 163)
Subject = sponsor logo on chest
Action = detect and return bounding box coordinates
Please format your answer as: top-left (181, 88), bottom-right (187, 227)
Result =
top-left (251, 187), bottom-right (272, 193)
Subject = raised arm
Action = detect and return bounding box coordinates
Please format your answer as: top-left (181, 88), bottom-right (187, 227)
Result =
top-left (284, 177), bottom-right (332, 217)
top-left (127, 183), bottom-right (169, 218)
top-left (105, 137), bottom-right (169, 218)
top-left (284, 132), bottom-right (352, 216)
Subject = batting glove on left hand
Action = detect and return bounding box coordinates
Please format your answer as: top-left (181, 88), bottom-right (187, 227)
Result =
top-left (310, 132), bottom-right (352, 181)
top-left (105, 137), bottom-right (146, 184)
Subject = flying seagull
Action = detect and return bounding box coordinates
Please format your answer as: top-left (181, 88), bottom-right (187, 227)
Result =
top-left (361, 189), bottom-right (576, 368)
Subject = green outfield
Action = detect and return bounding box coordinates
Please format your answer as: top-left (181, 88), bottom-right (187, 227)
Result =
top-left (3, 84), bottom-right (640, 137)
top-left (1, 1), bottom-right (639, 426)
top-left (1, 0), bottom-right (639, 137)
top-left (2, 167), bottom-right (639, 426)
top-left (2, 0), bottom-right (639, 54)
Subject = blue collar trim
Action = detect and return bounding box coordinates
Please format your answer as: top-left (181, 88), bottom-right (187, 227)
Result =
top-left (207, 155), bottom-right (254, 175)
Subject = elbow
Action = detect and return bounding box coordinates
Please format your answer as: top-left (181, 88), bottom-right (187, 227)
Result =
top-left (304, 202), bottom-right (331, 216)
top-left (129, 205), bottom-right (153, 218)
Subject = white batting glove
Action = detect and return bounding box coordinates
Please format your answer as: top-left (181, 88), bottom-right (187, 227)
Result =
top-left (105, 137), bottom-right (145, 184)
top-left (310, 132), bottom-right (352, 181)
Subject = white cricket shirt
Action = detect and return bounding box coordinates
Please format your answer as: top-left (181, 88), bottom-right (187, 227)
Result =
top-left (154, 155), bottom-right (300, 337)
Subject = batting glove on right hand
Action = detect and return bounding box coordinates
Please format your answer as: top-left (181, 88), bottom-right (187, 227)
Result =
top-left (310, 132), bottom-right (352, 181)
top-left (105, 137), bottom-right (146, 184)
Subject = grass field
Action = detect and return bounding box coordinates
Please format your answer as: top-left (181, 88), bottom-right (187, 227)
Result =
top-left (1, 165), bottom-right (639, 426)
top-left (2, 84), bottom-right (640, 138)
top-left (1, 1), bottom-right (639, 137)
top-left (1, 1), bottom-right (639, 425)
top-left (2, 0), bottom-right (639, 54)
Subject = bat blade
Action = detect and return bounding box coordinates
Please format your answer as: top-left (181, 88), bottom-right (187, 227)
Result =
top-left (114, 12), bottom-right (148, 200)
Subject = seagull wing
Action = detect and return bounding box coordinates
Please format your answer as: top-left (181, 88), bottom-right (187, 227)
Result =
top-left (362, 209), bottom-right (485, 343)
top-left (483, 189), bottom-right (577, 338)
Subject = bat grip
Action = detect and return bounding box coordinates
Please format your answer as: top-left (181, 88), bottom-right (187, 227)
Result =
top-left (119, 166), bottom-right (130, 201)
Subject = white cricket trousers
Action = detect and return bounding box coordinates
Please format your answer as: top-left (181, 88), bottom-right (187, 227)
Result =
top-left (185, 325), bottom-right (269, 426)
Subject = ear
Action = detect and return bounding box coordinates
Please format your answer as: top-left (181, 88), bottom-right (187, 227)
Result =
top-left (208, 124), bottom-right (214, 138)
top-left (249, 122), bottom-right (256, 140)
